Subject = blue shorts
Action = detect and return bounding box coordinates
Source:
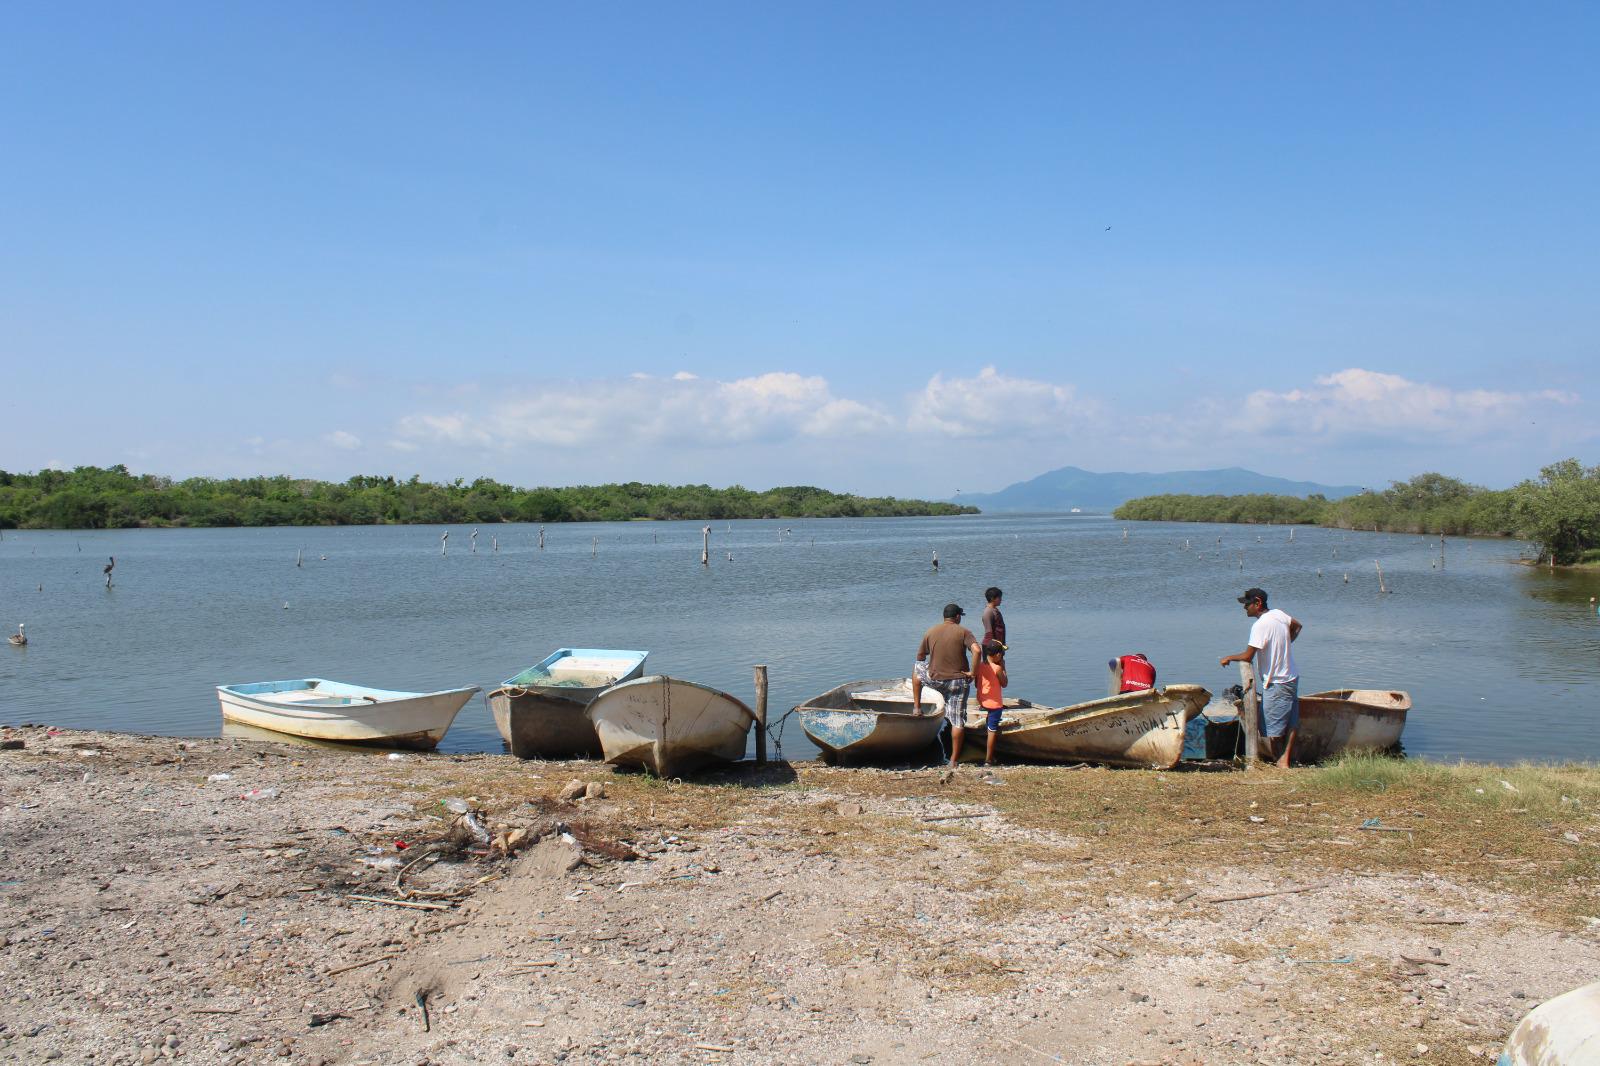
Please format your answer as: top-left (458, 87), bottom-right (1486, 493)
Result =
top-left (984, 708), bottom-right (1003, 732)
top-left (1260, 679), bottom-right (1300, 739)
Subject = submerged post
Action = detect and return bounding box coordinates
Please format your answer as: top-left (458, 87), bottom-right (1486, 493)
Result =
top-left (753, 664), bottom-right (769, 765)
top-left (1237, 660), bottom-right (1262, 767)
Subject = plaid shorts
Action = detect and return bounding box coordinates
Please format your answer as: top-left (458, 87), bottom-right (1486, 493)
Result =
top-left (915, 661), bottom-right (971, 727)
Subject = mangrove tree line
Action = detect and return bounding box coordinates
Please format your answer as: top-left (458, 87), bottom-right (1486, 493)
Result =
top-left (1112, 461), bottom-right (1600, 566)
top-left (0, 466), bottom-right (976, 529)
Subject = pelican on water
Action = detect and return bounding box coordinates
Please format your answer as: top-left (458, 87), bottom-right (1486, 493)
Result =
top-left (7, 623), bottom-right (24, 647)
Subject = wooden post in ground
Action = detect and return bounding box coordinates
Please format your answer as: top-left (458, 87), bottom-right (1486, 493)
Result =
top-left (1237, 661), bottom-right (1262, 767)
top-left (753, 664), bottom-right (769, 765)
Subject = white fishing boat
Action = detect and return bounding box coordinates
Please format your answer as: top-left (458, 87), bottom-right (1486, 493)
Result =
top-left (972, 685), bottom-right (1212, 769)
top-left (795, 678), bottom-right (945, 765)
top-left (586, 675), bottom-right (755, 777)
top-left (1295, 688), bottom-right (1410, 763)
top-left (216, 678), bottom-right (478, 751)
top-left (488, 648), bottom-right (648, 759)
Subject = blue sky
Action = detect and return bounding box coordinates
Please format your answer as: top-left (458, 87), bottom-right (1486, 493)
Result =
top-left (3, 3), bottom-right (1595, 497)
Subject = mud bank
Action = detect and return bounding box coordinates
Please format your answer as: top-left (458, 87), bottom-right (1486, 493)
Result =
top-left (1, 727), bottom-right (1597, 1065)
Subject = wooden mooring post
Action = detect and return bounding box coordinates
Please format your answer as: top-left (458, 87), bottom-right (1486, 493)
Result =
top-left (753, 664), bottom-right (769, 765)
top-left (1237, 661), bottom-right (1262, 767)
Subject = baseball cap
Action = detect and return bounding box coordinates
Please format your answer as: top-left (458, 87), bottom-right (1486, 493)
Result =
top-left (943, 603), bottom-right (964, 619)
top-left (1237, 587), bottom-right (1268, 605)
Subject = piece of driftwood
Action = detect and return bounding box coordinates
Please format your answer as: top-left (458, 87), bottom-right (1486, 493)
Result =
top-left (347, 894), bottom-right (451, 911)
top-left (191, 1007), bottom-right (243, 1015)
top-left (1200, 880), bottom-right (1329, 904)
top-left (1407, 918), bottom-right (1468, 925)
top-left (326, 952), bottom-right (403, 977)
top-left (1399, 954), bottom-right (1449, 967)
top-left (922, 812), bottom-right (995, 822)
top-left (694, 1045), bottom-right (735, 1054)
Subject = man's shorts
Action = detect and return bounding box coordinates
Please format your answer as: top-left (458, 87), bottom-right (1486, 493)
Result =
top-left (1260, 679), bottom-right (1300, 739)
top-left (984, 708), bottom-right (1003, 732)
top-left (914, 662), bottom-right (970, 728)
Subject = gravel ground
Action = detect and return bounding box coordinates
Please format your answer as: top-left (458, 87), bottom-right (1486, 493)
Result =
top-left (0, 726), bottom-right (1596, 1065)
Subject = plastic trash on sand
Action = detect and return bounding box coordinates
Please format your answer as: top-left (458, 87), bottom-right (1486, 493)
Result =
top-left (240, 787), bottom-right (279, 801)
top-left (206, 773), bottom-right (232, 783)
top-left (443, 798), bottom-right (490, 844)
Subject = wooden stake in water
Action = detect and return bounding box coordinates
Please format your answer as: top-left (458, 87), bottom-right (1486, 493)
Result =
top-left (538, 526), bottom-right (545, 550)
top-left (931, 550), bottom-right (939, 571)
top-left (1375, 560), bottom-right (1390, 594)
top-left (103, 556), bottom-right (115, 588)
top-left (470, 528), bottom-right (478, 554)
top-left (296, 548), bottom-right (303, 568)
top-left (592, 536), bottom-right (598, 558)
top-left (701, 526), bottom-right (710, 566)
top-left (440, 531), bottom-right (449, 556)
top-left (492, 536), bottom-right (498, 553)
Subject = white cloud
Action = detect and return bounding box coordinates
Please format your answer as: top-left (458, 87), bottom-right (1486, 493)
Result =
top-left (393, 371), bottom-right (896, 451)
top-left (1242, 368), bottom-right (1577, 440)
top-left (323, 430), bottom-right (362, 450)
top-left (909, 366), bottom-right (1092, 437)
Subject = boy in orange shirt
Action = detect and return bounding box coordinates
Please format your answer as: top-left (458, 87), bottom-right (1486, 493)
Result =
top-left (974, 640), bottom-right (1008, 766)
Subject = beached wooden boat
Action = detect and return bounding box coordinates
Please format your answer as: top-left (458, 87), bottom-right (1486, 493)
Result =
top-left (972, 685), bottom-right (1211, 769)
top-left (795, 678), bottom-right (946, 764)
top-left (586, 675), bottom-right (755, 777)
top-left (216, 678), bottom-right (478, 750)
top-left (487, 648), bottom-right (648, 759)
top-left (1499, 978), bottom-right (1600, 1065)
top-left (1294, 688), bottom-right (1410, 762)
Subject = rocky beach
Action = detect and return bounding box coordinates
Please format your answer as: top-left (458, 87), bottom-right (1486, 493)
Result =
top-left (1, 726), bottom-right (1597, 1065)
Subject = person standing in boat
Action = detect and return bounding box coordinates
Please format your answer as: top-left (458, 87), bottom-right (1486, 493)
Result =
top-left (974, 640), bottom-right (1008, 767)
top-left (1219, 587), bottom-right (1303, 768)
top-left (981, 586), bottom-right (1006, 660)
top-left (911, 603), bottom-right (982, 778)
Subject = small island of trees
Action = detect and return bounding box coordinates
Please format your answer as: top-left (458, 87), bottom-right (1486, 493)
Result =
top-left (0, 466), bottom-right (977, 529)
top-left (1112, 460), bottom-right (1600, 567)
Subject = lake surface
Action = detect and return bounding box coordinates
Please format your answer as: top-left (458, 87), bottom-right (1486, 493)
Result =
top-left (2, 515), bottom-right (1598, 763)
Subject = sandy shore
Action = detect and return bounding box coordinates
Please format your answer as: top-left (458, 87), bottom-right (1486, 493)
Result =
top-left (1, 726), bottom-right (1597, 1065)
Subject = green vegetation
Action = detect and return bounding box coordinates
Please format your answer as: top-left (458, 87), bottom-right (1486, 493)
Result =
top-left (1113, 461), bottom-right (1600, 566)
top-left (0, 465), bottom-right (977, 529)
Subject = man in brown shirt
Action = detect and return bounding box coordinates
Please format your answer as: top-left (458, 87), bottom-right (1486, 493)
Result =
top-left (911, 603), bottom-right (982, 776)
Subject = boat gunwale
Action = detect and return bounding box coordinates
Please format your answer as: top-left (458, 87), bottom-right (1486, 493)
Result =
top-left (794, 677), bottom-right (942, 717)
top-left (497, 648), bottom-right (649, 690)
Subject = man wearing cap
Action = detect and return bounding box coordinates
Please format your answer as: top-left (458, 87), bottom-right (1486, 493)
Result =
top-left (1220, 588), bottom-right (1304, 768)
top-left (912, 603), bottom-right (983, 776)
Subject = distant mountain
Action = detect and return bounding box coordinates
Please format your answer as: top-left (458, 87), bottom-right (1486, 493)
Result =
top-left (952, 466), bottom-right (1365, 513)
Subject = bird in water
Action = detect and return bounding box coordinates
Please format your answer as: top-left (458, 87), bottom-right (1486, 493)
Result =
top-left (103, 556), bottom-right (115, 588)
top-left (7, 623), bottom-right (24, 647)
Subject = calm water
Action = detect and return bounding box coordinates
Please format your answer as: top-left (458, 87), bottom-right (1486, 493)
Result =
top-left (2, 516), bottom-right (1598, 763)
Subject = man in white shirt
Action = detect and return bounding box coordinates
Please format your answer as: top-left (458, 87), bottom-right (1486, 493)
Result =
top-left (1220, 587), bottom-right (1304, 767)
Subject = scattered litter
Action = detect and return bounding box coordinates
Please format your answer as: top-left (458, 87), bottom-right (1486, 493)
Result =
top-left (206, 773), bottom-right (232, 783)
top-left (1500, 780), bottom-right (1520, 793)
top-left (1248, 815), bottom-right (1266, 824)
top-left (386, 753), bottom-right (406, 761)
top-left (358, 856), bottom-right (403, 871)
top-left (240, 788), bottom-right (279, 801)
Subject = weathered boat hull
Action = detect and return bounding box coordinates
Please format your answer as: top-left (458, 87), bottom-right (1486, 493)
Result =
top-left (217, 678), bottom-right (478, 751)
top-left (1498, 979), bottom-right (1600, 1065)
top-left (977, 685), bottom-right (1211, 769)
top-left (586, 675), bottom-right (755, 777)
top-left (795, 678), bottom-right (945, 764)
top-left (1294, 688), bottom-right (1409, 763)
top-left (488, 649), bottom-right (648, 759)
